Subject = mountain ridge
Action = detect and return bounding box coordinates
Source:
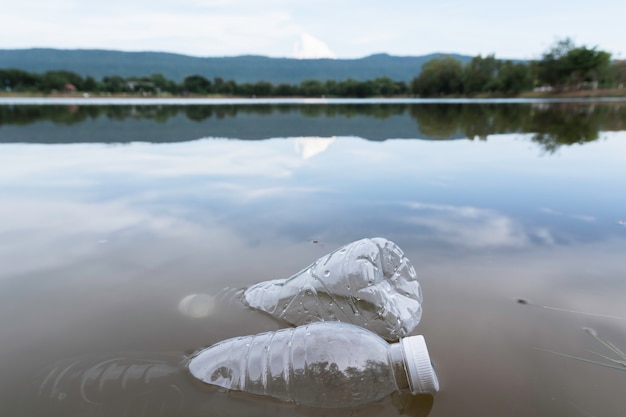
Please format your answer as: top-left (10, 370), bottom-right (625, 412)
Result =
top-left (0, 48), bottom-right (473, 84)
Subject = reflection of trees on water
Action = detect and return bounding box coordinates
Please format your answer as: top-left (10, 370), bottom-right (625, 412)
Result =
top-left (1, 103), bottom-right (625, 152)
top-left (527, 103), bottom-right (606, 153)
top-left (183, 105), bottom-right (239, 121)
top-left (292, 359), bottom-right (393, 406)
top-left (409, 102), bottom-right (625, 151)
top-left (298, 104), bottom-right (407, 119)
top-left (408, 104), bottom-right (530, 139)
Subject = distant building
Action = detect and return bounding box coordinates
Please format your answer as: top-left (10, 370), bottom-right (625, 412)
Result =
top-left (533, 85), bottom-right (553, 92)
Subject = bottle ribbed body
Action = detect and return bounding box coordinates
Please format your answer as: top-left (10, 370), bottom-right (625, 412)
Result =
top-left (243, 238), bottom-right (423, 341)
top-left (188, 322), bottom-right (398, 407)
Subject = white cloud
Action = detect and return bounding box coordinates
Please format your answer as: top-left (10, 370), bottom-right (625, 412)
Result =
top-left (1, 0), bottom-right (625, 58)
top-left (292, 33), bottom-right (337, 59)
top-left (1, 6), bottom-right (299, 57)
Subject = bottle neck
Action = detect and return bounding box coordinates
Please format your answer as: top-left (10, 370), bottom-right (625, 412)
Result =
top-left (388, 343), bottom-right (410, 392)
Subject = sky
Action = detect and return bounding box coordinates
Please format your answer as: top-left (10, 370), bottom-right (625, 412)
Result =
top-left (2, 0), bottom-right (625, 60)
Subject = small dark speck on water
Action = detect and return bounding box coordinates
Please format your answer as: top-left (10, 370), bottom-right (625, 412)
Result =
top-left (516, 298), bottom-right (530, 305)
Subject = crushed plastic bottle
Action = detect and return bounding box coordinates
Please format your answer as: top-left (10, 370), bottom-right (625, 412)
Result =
top-left (243, 237), bottom-right (422, 341)
top-left (188, 322), bottom-right (438, 408)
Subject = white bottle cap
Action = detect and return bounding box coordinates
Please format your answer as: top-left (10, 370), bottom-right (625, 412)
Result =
top-left (400, 335), bottom-right (440, 394)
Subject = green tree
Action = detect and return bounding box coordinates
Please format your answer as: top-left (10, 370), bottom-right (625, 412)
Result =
top-left (537, 38), bottom-right (612, 90)
top-left (336, 78), bottom-right (360, 97)
top-left (250, 81), bottom-right (274, 96)
top-left (463, 54), bottom-right (498, 95)
top-left (299, 79), bottom-right (325, 96)
top-left (82, 76), bottom-right (98, 92)
top-left (101, 75), bottom-right (128, 93)
top-left (565, 47), bottom-right (611, 87)
top-left (371, 77), bottom-right (397, 96)
top-left (611, 61), bottom-right (626, 87)
top-left (274, 83), bottom-right (297, 96)
top-left (497, 61), bottom-right (533, 94)
top-left (410, 56), bottom-right (464, 97)
top-left (182, 75), bottom-right (212, 94)
top-left (0, 69), bottom-right (41, 92)
top-left (394, 80), bottom-right (409, 95)
top-left (537, 38), bottom-right (575, 88)
top-left (149, 73), bottom-right (177, 94)
top-left (213, 78), bottom-right (236, 95)
top-left (354, 80), bottom-right (376, 97)
top-left (40, 70), bottom-right (84, 92)
top-left (324, 79), bottom-right (339, 96)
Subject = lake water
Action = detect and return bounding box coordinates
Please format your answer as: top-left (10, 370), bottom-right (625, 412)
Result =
top-left (1, 99), bottom-right (626, 417)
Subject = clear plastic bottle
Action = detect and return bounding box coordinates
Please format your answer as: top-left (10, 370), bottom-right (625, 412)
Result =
top-left (188, 322), bottom-right (438, 408)
top-left (243, 237), bottom-right (423, 341)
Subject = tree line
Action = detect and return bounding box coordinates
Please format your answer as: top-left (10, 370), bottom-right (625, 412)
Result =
top-left (0, 69), bottom-right (410, 97)
top-left (2, 38), bottom-right (625, 97)
top-left (411, 39), bottom-right (624, 96)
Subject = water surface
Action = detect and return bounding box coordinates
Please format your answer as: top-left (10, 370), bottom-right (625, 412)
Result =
top-left (1, 101), bottom-right (625, 417)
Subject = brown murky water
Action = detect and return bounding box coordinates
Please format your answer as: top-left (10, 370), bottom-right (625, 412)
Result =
top-left (1, 100), bottom-right (625, 417)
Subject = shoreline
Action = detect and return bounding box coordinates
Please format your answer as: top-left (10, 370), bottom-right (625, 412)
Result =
top-left (1, 88), bottom-right (625, 101)
top-left (1, 91), bottom-right (625, 107)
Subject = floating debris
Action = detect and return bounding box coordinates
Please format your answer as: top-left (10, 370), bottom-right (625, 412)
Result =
top-left (515, 297), bottom-right (626, 321)
top-left (538, 328), bottom-right (626, 372)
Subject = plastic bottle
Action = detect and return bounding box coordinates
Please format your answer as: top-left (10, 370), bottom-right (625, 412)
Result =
top-left (243, 237), bottom-right (422, 341)
top-left (188, 322), bottom-right (438, 408)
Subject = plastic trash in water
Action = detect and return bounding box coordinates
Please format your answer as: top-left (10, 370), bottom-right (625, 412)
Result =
top-left (188, 321), bottom-right (438, 408)
top-left (243, 237), bottom-right (422, 341)
top-left (30, 349), bottom-right (435, 417)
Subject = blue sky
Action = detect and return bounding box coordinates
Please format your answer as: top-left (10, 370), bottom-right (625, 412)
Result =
top-left (2, 0), bottom-right (625, 59)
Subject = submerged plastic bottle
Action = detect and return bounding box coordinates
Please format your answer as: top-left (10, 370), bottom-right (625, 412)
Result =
top-left (188, 322), bottom-right (438, 408)
top-left (243, 237), bottom-right (423, 341)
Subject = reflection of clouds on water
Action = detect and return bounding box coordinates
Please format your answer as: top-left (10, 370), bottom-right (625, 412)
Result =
top-left (533, 228), bottom-right (556, 245)
top-left (400, 202), bottom-right (578, 248)
top-left (404, 202), bottom-right (531, 248)
top-left (0, 135), bottom-right (624, 278)
top-left (243, 185), bottom-right (325, 201)
top-left (293, 137), bottom-right (335, 160)
top-left (0, 139), bottom-right (324, 278)
top-left (0, 140), bottom-right (305, 182)
top-left (0, 199), bottom-right (203, 278)
top-left (540, 207), bottom-right (597, 223)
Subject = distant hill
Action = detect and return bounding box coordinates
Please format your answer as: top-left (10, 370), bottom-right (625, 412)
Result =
top-left (0, 48), bottom-right (473, 84)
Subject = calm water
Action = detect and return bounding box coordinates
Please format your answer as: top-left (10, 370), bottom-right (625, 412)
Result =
top-left (1, 100), bottom-right (626, 417)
